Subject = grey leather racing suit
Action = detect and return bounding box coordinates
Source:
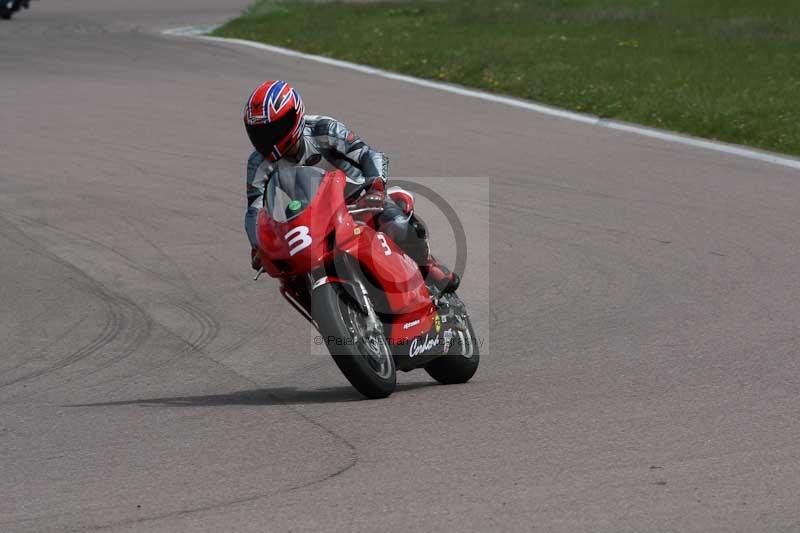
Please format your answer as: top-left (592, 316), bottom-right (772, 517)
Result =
top-left (245, 115), bottom-right (390, 249)
top-left (245, 115), bottom-right (432, 267)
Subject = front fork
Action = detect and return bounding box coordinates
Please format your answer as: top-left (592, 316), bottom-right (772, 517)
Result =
top-left (308, 261), bottom-right (384, 338)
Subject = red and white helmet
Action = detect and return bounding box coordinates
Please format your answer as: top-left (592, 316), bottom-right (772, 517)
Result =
top-left (244, 80), bottom-right (305, 162)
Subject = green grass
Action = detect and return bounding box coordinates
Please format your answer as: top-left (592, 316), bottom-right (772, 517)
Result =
top-left (214, 0), bottom-right (800, 157)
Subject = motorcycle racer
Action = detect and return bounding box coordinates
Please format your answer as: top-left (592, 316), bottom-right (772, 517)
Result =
top-left (243, 80), bottom-right (459, 294)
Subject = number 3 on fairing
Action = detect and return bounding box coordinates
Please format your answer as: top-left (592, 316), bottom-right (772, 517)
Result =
top-left (377, 234), bottom-right (392, 256)
top-left (285, 226), bottom-right (312, 256)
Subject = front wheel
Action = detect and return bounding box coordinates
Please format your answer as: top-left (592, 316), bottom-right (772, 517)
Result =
top-left (311, 283), bottom-right (396, 399)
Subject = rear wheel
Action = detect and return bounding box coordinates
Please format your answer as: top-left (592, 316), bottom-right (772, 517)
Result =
top-left (312, 283), bottom-right (396, 399)
top-left (425, 309), bottom-right (480, 385)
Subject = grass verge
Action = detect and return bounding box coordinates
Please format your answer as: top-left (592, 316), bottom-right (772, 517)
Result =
top-left (214, 0), bottom-right (800, 157)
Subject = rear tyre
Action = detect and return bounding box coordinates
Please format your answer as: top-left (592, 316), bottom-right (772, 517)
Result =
top-left (312, 283), bottom-right (396, 399)
top-left (424, 312), bottom-right (480, 385)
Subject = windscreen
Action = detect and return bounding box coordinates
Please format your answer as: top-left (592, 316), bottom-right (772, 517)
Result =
top-left (266, 166), bottom-right (325, 222)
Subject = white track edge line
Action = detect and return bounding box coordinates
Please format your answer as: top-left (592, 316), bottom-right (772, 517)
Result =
top-left (163, 25), bottom-right (800, 172)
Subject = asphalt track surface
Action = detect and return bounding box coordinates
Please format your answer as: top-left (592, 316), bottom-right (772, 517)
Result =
top-left (2, 2), bottom-right (800, 532)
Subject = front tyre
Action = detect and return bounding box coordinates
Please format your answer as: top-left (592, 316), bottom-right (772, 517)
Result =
top-left (425, 314), bottom-right (480, 385)
top-left (312, 283), bottom-right (396, 399)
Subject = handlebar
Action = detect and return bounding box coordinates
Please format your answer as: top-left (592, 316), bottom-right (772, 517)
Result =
top-left (347, 206), bottom-right (384, 214)
top-left (344, 181), bottom-right (370, 202)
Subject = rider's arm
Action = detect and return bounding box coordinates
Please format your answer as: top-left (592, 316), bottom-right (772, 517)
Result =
top-left (244, 150), bottom-right (269, 249)
top-left (312, 117), bottom-right (389, 183)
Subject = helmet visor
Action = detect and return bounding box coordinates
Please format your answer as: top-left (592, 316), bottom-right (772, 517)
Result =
top-left (245, 111), bottom-right (297, 157)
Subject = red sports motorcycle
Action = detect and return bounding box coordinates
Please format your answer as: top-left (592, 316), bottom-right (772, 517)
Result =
top-left (254, 166), bottom-right (479, 398)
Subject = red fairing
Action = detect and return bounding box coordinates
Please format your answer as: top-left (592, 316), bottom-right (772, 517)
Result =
top-left (339, 225), bottom-right (433, 316)
top-left (387, 311), bottom-right (435, 345)
top-left (255, 168), bottom-right (438, 346)
top-left (256, 170), bottom-right (348, 277)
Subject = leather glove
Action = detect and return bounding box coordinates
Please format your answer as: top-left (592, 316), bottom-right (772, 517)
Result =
top-left (356, 179), bottom-right (385, 209)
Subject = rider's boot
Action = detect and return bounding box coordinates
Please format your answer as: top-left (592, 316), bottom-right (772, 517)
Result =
top-left (421, 256), bottom-right (460, 295)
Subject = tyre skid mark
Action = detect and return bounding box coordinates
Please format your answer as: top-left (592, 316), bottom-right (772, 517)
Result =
top-left (1, 215), bottom-right (358, 532)
top-left (0, 208), bottom-right (229, 386)
top-left (90, 298), bottom-right (223, 385)
top-left (1, 209), bottom-right (200, 298)
top-left (124, 215), bottom-right (203, 301)
top-left (0, 214), bottom-right (152, 393)
top-left (60, 219), bottom-right (223, 369)
top-left (43, 212), bottom-right (224, 360)
top-left (0, 313), bottom-right (91, 381)
top-left (0, 279), bottom-right (121, 389)
top-left (173, 300), bottom-right (220, 354)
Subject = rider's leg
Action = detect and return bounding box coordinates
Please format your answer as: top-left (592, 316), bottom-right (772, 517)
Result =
top-left (377, 197), bottom-right (460, 294)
